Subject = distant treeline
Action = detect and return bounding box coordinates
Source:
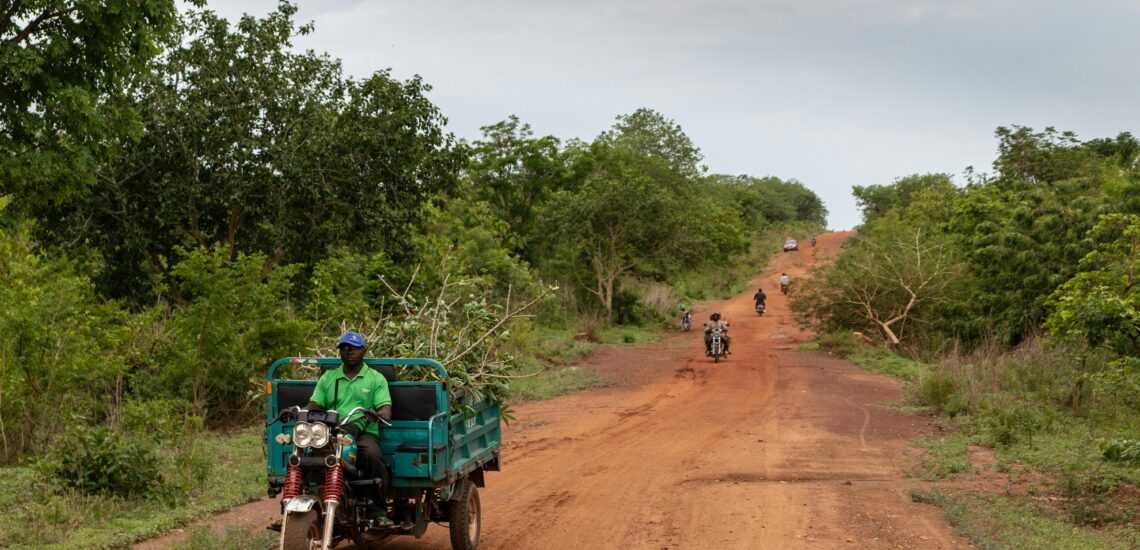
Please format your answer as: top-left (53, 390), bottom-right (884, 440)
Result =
top-left (793, 125), bottom-right (1139, 357)
top-left (0, 2), bottom-right (824, 464)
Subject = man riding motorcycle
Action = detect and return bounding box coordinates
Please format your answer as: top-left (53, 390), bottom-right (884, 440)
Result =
top-left (753, 287), bottom-right (767, 310)
top-left (703, 312), bottom-right (730, 356)
top-left (780, 273), bottom-right (791, 294)
top-left (304, 331), bottom-right (394, 528)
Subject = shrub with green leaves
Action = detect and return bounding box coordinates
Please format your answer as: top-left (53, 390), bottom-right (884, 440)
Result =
top-left (41, 426), bottom-right (161, 498)
top-left (0, 213), bottom-right (130, 463)
top-left (152, 246), bottom-right (312, 418)
top-left (974, 397), bottom-right (1054, 449)
top-left (1099, 439), bottom-right (1140, 464)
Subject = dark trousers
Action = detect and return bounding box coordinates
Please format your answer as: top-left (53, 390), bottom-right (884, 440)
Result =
top-left (356, 433), bottom-right (389, 514)
top-left (705, 333), bottom-right (731, 354)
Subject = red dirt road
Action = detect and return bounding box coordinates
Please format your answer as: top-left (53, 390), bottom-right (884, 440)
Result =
top-left (137, 231), bottom-right (972, 550)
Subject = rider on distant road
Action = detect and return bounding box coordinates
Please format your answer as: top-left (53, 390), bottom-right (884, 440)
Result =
top-left (753, 287), bottom-right (767, 308)
top-left (703, 312), bottom-right (730, 356)
top-left (779, 273), bottom-right (791, 294)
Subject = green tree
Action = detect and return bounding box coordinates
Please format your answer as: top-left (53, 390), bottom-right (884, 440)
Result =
top-left (1046, 214), bottom-right (1140, 354)
top-left (792, 215), bottom-right (965, 346)
top-left (36, 3), bottom-right (461, 301)
top-left (853, 173), bottom-right (957, 225)
top-left (151, 246), bottom-right (311, 416)
top-left (599, 108), bottom-right (705, 183)
top-left (465, 116), bottom-right (567, 258)
top-left (947, 163), bottom-right (1115, 343)
top-left (539, 145), bottom-right (679, 319)
top-left (1, 0), bottom-right (183, 208)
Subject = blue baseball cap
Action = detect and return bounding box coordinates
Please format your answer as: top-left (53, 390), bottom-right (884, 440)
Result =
top-left (336, 331), bottom-right (366, 349)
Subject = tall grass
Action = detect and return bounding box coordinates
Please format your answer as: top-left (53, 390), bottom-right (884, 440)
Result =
top-left (0, 429), bottom-right (266, 549)
top-left (830, 331), bottom-right (1140, 545)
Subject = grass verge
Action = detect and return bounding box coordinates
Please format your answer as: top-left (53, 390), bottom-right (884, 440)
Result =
top-left (911, 488), bottom-right (1138, 550)
top-left (0, 429), bottom-right (266, 549)
top-left (813, 332), bottom-right (1140, 548)
top-left (904, 434), bottom-right (973, 480)
top-left (170, 525), bottom-right (276, 550)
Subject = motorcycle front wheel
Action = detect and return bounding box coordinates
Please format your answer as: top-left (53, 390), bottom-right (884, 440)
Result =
top-left (281, 509), bottom-right (320, 550)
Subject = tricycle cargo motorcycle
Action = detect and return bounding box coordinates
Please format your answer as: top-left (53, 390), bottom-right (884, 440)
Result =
top-left (265, 357), bottom-right (501, 550)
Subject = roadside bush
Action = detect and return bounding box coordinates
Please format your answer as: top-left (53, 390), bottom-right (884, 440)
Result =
top-left (974, 397), bottom-right (1054, 449)
top-left (816, 331), bottom-right (865, 358)
top-left (612, 288), bottom-right (665, 325)
top-left (120, 398), bottom-right (203, 443)
top-left (157, 246), bottom-right (312, 419)
top-left (1100, 439), bottom-right (1140, 464)
top-left (41, 425), bottom-right (162, 498)
top-left (0, 218), bottom-right (130, 463)
top-left (918, 370), bottom-right (957, 413)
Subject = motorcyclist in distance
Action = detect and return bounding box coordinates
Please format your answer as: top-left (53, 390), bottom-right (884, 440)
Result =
top-left (780, 273), bottom-right (791, 294)
top-left (753, 287), bottom-right (767, 310)
top-left (703, 312), bottom-right (731, 356)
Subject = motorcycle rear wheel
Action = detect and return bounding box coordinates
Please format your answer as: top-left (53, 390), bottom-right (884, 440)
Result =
top-left (281, 509), bottom-right (320, 550)
top-left (449, 478), bottom-right (481, 550)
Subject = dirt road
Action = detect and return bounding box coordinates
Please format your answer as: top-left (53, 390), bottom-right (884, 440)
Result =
top-left (138, 231), bottom-right (972, 550)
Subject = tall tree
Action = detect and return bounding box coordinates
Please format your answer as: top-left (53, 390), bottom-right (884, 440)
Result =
top-left (1046, 214), bottom-right (1140, 355)
top-left (853, 173), bottom-right (956, 225)
top-left (36, 3), bottom-right (461, 301)
top-left (465, 116), bottom-right (566, 257)
top-left (539, 145), bottom-right (679, 319)
top-left (599, 108), bottom-right (705, 190)
top-left (1, 0), bottom-right (182, 208)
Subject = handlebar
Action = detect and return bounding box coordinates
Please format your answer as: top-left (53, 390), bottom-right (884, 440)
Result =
top-left (272, 405), bottom-right (391, 429)
top-left (342, 406), bottom-right (391, 427)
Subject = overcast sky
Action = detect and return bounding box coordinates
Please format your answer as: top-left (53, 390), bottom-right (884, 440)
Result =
top-left (209, 0), bottom-right (1140, 230)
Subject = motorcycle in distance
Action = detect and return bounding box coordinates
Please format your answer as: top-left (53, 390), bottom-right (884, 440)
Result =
top-left (780, 281), bottom-right (789, 295)
top-left (707, 328), bottom-right (727, 363)
top-left (755, 302), bottom-right (765, 316)
top-left (811, 235), bottom-right (817, 247)
top-left (680, 311), bottom-right (692, 332)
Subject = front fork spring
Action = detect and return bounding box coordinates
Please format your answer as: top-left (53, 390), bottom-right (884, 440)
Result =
top-left (322, 464), bottom-right (343, 505)
top-left (281, 465), bottom-right (302, 502)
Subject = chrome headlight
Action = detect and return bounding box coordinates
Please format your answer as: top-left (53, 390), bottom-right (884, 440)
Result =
top-left (310, 422), bottom-right (330, 448)
top-left (293, 422), bottom-right (312, 448)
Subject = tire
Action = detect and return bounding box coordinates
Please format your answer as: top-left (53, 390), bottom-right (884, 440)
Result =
top-left (281, 509), bottom-right (320, 550)
top-left (449, 478), bottom-right (481, 550)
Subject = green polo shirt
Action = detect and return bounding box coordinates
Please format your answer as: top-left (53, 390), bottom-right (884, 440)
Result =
top-left (310, 364), bottom-right (392, 439)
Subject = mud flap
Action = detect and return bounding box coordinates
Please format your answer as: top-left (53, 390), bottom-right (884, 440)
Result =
top-left (285, 494), bottom-right (319, 513)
